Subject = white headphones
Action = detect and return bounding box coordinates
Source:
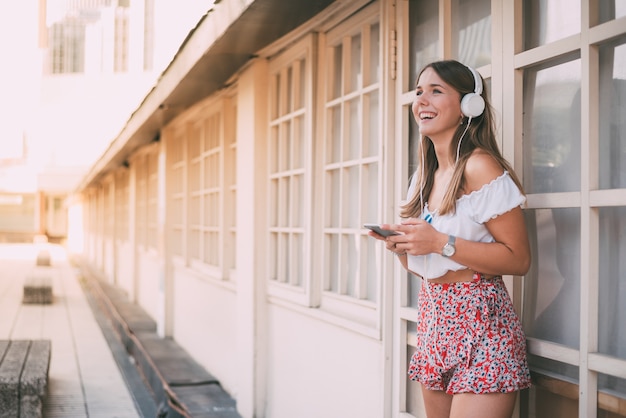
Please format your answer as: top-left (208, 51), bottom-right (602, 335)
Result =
top-left (460, 65), bottom-right (485, 118)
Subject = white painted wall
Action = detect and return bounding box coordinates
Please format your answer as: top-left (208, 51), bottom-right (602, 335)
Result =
top-left (136, 253), bottom-right (161, 320)
top-left (172, 269), bottom-right (239, 395)
top-left (115, 241), bottom-right (134, 296)
top-left (264, 304), bottom-right (384, 418)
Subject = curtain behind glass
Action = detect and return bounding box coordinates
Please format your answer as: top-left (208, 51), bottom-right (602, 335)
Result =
top-left (452, 0), bottom-right (491, 68)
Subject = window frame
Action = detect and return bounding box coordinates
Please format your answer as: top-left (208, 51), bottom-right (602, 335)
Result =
top-left (315, 2), bottom-right (386, 331)
top-left (266, 34), bottom-right (316, 306)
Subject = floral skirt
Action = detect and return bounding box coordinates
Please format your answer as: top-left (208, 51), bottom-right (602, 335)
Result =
top-left (408, 273), bottom-right (531, 394)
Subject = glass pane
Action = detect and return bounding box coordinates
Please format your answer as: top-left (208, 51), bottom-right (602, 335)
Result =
top-left (298, 58), bottom-right (306, 110)
top-left (327, 233), bottom-right (339, 291)
top-left (273, 73), bottom-right (280, 119)
top-left (598, 374), bottom-right (626, 408)
top-left (523, 0), bottom-right (581, 49)
top-left (598, 1), bottom-right (626, 24)
top-left (342, 165), bottom-right (359, 227)
top-left (279, 177), bottom-right (288, 228)
top-left (327, 169), bottom-right (340, 227)
top-left (364, 235), bottom-right (378, 302)
top-left (523, 208), bottom-right (581, 348)
top-left (293, 115), bottom-right (305, 169)
top-left (362, 162), bottom-right (379, 225)
top-left (344, 234), bottom-right (357, 297)
top-left (452, 0), bottom-right (491, 68)
top-left (408, 0), bottom-right (439, 91)
top-left (364, 90), bottom-right (379, 158)
top-left (521, 356), bottom-right (579, 418)
top-left (327, 105), bottom-right (342, 164)
top-left (348, 98), bottom-right (361, 160)
top-left (368, 22), bottom-right (380, 85)
top-left (598, 206), bottom-right (626, 359)
top-left (349, 33), bottom-right (362, 92)
top-left (292, 174), bottom-right (303, 227)
top-left (291, 233), bottom-right (302, 286)
top-left (599, 39), bottom-right (626, 189)
top-left (286, 66), bottom-right (293, 113)
top-left (407, 272), bottom-right (421, 308)
top-left (332, 44), bottom-right (343, 99)
top-left (523, 59), bottom-right (581, 193)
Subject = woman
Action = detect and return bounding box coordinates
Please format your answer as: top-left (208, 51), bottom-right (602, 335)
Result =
top-left (369, 60), bottom-right (531, 418)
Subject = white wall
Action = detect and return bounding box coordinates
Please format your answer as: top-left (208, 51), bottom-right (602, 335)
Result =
top-left (172, 268), bottom-right (239, 395)
top-left (265, 304), bottom-right (384, 418)
top-left (115, 241), bottom-right (134, 296)
top-left (137, 253), bottom-right (161, 320)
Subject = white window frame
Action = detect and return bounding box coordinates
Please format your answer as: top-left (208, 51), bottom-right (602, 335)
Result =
top-left (266, 34), bottom-right (315, 306)
top-left (315, 3), bottom-right (385, 332)
top-left (166, 93), bottom-right (236, 283)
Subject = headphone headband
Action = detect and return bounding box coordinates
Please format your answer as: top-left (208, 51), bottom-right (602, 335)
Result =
top-left (460, 65), bottom-right (485, 118)
top-left (466, 65), bottom-right (483, 96)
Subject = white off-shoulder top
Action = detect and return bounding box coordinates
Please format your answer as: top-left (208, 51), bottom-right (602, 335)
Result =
top-left (406, 171), bottom-right (526, 280)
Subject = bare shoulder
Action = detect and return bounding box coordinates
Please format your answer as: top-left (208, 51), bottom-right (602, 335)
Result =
top-left (463, 149), bottom-right (506, 193)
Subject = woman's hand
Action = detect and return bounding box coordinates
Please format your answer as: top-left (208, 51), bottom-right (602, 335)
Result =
top-left (380, 219), bottom-right (445, 257)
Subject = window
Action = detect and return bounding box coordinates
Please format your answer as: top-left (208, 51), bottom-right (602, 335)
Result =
top-left (518, 2), bottom-right (626, 417)
top-left (224, 95), bottom-right (237, 274)
top-left (267, 35), bottom-right (313, 302)
top-left (188, 110), bottom-right (223, 270)
top-left (166, 96), bottom-right (235, 280)
top-left (319, 6), bottom-right (382, 320)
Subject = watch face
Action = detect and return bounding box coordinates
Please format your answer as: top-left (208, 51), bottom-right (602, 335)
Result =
top-left (442, 243), bottom-right (455, 257)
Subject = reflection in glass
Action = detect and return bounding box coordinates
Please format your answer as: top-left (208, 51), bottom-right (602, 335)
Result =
top-left (599, 39), bottom-right (626, 189)
top-left (522, 59), bottom-right (581, 193)
top-left (349, 33), bottom-right (362, 92)
top-left (598, 374), bottom-right (626, 406)
top-left (408, 0), bottom-right (439, 90)
top-left (520, 355), bottom-right (579, 417)
top-left (523, 208), bottom-right (580, 349)
top-left (452, 0), bottom-right (491, 68)
top-left (598, 1), bottom-right (626, 24)
top-left (598, 207), bottom-right (626, 361)
top-left (523, 0), bottom-right (580, 49)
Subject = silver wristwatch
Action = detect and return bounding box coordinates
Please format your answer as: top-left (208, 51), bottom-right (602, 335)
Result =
top-left (442, 235), bottom-right (456, 257)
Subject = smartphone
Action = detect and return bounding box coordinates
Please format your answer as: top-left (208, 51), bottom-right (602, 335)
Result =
top-left (363, 223), bottom-right (400, 237)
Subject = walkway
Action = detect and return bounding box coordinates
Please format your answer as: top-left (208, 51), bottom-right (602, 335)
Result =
top-left (0, 243), bottom-right (152, 417)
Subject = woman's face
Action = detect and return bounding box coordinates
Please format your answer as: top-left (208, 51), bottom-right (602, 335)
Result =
top-left (412, 67), bottom-right (463, 142)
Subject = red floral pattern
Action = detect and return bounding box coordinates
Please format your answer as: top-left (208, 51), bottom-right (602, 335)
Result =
top-left (408, 273), bottom-right (531, 394)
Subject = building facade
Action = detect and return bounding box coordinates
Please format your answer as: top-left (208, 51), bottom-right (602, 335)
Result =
top-left (74, 1), bottom-right (626, 417)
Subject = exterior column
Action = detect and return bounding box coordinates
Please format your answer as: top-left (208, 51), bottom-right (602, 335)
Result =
top-left (156, 140), bottom-right (172, 337)
top-left (235, 58), bottom-right (268, 418)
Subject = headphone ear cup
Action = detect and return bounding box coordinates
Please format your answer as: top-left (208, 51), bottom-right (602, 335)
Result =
top-left (460, 93), bottom-right (485, 118)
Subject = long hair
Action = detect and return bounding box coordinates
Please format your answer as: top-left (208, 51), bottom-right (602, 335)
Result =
top-left (400, 60), bottom-right (524, 219)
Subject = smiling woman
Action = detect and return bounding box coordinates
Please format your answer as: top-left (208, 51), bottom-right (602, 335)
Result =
top-left (369, 59), bottom-right (531, 418)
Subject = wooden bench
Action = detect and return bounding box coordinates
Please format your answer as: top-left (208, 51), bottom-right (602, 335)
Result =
top-left (23, 275), bottom-right (53, 305)
top-left (0, 340), bottom-right (51, 418)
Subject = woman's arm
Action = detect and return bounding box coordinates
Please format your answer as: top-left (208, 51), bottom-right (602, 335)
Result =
top-left (451, 151), bottom-right (531, 275)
